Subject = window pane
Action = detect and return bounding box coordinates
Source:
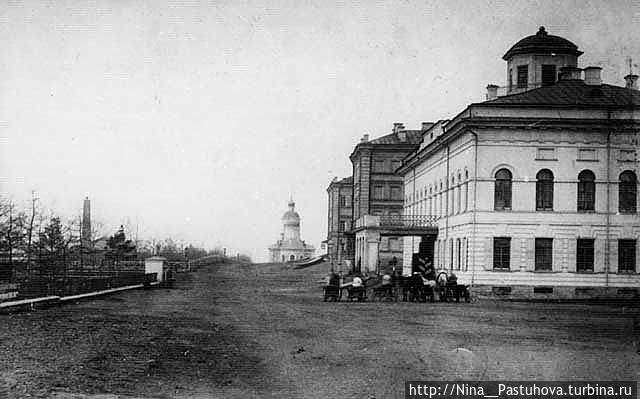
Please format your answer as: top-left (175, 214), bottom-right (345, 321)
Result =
top-left (541, 64), bottom-right (557, 87)
top-left (619, 171), bottom-right (637, 213)
top-left (535, 238), bottom-right (553, 270)
top-left (517, 65), bottom-right (528, 88)
top-left (493, 237), bottom-right (511, 270)
top-left (577, 239), bottom-right (595, 272)
top-left (619, 240), bottom-right (636, 272)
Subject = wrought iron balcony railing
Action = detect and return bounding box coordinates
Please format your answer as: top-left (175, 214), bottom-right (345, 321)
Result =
top-left (379, 215), bottom-right (437, 228)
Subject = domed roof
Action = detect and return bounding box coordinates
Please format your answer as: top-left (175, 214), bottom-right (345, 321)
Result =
top-left (502, 26), bottom-right (583, 60)
top-left (282, 199), bottom-right (300, 220)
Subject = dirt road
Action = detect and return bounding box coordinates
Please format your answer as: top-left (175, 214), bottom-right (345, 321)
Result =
top-left (1, 261), bottom-right (639, 398)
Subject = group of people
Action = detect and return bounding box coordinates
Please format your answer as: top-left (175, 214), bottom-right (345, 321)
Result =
top-left (324, 255), bottom-right (461, 301)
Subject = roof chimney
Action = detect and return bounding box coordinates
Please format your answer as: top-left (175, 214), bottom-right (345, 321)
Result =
top-left (559, 66), bottom-right (582, 81)
top-left (583, 66), bottom-right (602, 85)
top-left (392, 122), bottom-right (405, 134)
top-left (486, 84), bottom-right (499, 100)
top-left (624, 74), bottom-right (638, 90)
top-left (361, 134), bottom-right (369, 143)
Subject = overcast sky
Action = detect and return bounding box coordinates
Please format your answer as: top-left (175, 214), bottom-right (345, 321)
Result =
top-left (1, 0), bottom-right (638, 261)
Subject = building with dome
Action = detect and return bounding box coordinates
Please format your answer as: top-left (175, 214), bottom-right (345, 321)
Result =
top-left (269, 200), bottom-right (316, 262)
top-left (352, 27), bottom-right (639, 299)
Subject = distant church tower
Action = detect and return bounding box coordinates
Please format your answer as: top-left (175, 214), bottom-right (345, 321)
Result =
top-left (82, 197), bottom-right (92, 249)
top-left (268, 199), bottom-right (315, 262)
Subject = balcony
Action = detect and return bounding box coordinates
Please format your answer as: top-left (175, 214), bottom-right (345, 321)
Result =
top-left (379, 215), bottom-right (437, 229)
top-left (354, 215), bottom-right (438, 236)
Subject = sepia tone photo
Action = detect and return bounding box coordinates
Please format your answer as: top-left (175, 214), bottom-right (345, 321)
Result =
top-left (1, 1), bottom-right (639, 398)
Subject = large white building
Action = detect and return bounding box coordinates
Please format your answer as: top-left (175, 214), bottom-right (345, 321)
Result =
top-left (268, 200), bottom-right (315, 262)
top-left (356, 27), bottom-right (640, 298)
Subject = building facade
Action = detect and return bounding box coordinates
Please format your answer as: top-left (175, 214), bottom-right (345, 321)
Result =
top-left (397, 27), bottom-right (640, 298)
top-left (326, 176), bottom-right (353, 266)
top-left (349, 122), bottom-right (432, 273)
top-left (269, 200), bottom-right (315, 262)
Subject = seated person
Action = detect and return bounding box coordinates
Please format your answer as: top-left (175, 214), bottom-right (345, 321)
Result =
top-left (328, 272), bottom-right (340, 287)
top-left (421, 261), bottom-right (437, 288)
top-left (447, 273), bottom-right (458, 287)
top-left (351, 275), bottom-right (364, 291)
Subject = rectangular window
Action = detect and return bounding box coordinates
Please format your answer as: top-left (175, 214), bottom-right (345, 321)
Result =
top-left (389, 238), bottom-right (401, 252)
top-left (380, 237), bottom-right (389, 251)
top-left (537, 147), bottom-right (556, 160)
top-left (373, 185), bottom-right (385, 200)
top-left (578, 148), bottom-right (597, 161)
top-left (339, 221), bottom-right (347, 232)
top-left (618, 149), bottom-right (636, 162)
top-left (535, 238), bottom-right (553, 271)
top-left (577, 239), bottom-right (595, 272)
top-left (390, 186), bottom-right (403, 200)
top-left (517, 65), bottom-right (528, 89)
top-left (339, 195), bottom-right (348, 207)
top-left (619, 239), bottom-right (636, 273)
top-left (508, 68), bottom-right (513, 91)
top-left (541, 64), bottom-right (557, 87)
top-left (373, 160), bottom-right (386, 173)
top-left (493, 237), bottom-right (511, 270)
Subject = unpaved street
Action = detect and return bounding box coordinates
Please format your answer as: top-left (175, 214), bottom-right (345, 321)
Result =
top-left (2, 261), bottom-right (640, 399)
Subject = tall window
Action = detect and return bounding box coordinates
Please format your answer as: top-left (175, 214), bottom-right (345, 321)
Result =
top-left (619, 171), bottom-right (637, 214)
top-left (494, 168), bottom-right (512, 210)
top-left (373, 160), bottom-right (385, 173)
top-left (456, 238), bottom-right (461, 270)
top-left (493, 237), bottom-right (511, 270)
top-left (541, 64), bottom-right (557, 87)
top-left (390, 186), bottom-right (402, 200)
top-left (535, 238), bottom-right (553, 271)
top-left (464, 170), bottom-right (469, 211)
top-left (576, 239), bottom-right (595, 272)
top-left (618, 240), bottom-right (636, 273)
top-left (536, 169), bottom-right (554, 211)
top-left (340, 195), bottom-right (348, 207)
top-left (577, 170), bottom-right (595, 212)
top-left (517, 65), bottom-right (528, 88)
top-left (456, 173), bottom-right (462, 213)
top-left (373, 185), bottom-right (385, 200)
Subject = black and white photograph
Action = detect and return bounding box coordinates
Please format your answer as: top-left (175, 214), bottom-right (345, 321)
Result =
top-left (1, 1), bottom-right (639, 398)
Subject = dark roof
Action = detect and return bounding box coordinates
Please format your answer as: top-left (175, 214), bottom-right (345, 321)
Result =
top-left (482, 80), bottom-right (640, 108)
top-left (368, 130), bottom-right (423, 145)
top-left (503, 27), bottom-right (583, 60)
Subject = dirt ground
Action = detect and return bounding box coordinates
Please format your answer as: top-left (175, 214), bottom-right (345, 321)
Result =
top-left (1, 261), bottom-right (640, 399)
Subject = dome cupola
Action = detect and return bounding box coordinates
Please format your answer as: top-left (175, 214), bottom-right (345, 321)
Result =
top-left (503, 27), bottom-right (583, 94)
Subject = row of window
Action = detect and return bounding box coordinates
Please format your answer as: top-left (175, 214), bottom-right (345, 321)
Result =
top-left (372, 159), bottom-right (402, 174)
top-left (508, 64), bottom-right (557, 90)
top-left (495, 168), bottom-right (638, 213)
top-left (407, 170), bottom-right (471, 218)
top-left (373, 184), bottom-right (403, 201)
top-left (493, 237), bottom-right (637, 272)
top-left (435, 237), bottom-right (469, 271)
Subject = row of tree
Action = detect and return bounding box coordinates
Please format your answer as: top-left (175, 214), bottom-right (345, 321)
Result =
top-left (0, 193), bottom-right (250, 281)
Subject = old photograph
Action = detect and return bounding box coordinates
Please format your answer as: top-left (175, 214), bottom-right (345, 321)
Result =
top-left (1, 1), bottom-right (639, 398)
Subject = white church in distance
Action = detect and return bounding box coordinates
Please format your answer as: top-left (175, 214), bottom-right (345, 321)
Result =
top-left (268, 199), bottom-right (315, 262)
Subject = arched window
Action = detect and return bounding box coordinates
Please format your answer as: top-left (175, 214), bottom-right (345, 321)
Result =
top-left (619, 171), bottom-right (637, 214)
top-left (451, 176), bottom-right (456, 215)
top-left (464, 170), bottom-right (469, 211)
top-left (536, 169), bottom-right (554, 211)
top-left (290, 255), bottom-right (295, 261)
top-left (577, 170), bottom-right (595, 212)
top-left (494, 168), bottom-right (512, 210)
top-left (456, 173), bottom-right (462, 213)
